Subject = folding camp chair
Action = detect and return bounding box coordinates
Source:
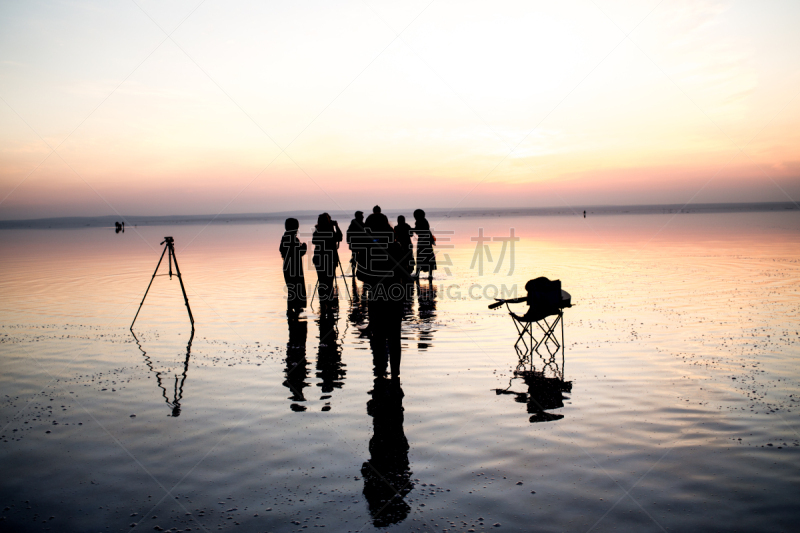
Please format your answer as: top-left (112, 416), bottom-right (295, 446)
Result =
top-left (489, 277), bottom-right (572, 381)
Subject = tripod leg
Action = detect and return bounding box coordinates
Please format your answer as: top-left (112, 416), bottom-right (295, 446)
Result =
top-left (338, 258), bottom-right (351, 302)
top-left (131, 245), bottom-right (169, 329)
top-left (169, 244), bottom-right (195, 326)
top-left (310, 280), bottom-right (318, 306)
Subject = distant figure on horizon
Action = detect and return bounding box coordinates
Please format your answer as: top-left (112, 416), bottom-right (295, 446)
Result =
top-left (279, 217), bottom-right (307, 311)
top-left (411, 209), bottom-right (435, 280)
top-left (313, 213), bottom-right (343, 304)
top-left (115, 221), bottom-right (121, 233)
top-left (394, 215), bottom-right (414, 275)
top-left (346, 211), bottom-right (365, 277)
top-left (583, 210), bottom-right (586, 218)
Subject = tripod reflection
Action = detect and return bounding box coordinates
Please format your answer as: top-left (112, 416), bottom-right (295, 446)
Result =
top-left (132, 328), bottom-right (194, 417)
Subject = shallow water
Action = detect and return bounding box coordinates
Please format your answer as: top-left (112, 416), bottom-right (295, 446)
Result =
top-left (1, 212), bottom-right (799, 532)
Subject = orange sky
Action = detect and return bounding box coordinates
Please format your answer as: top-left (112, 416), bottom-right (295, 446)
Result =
top-left (1, 0), bottom-right (799, 219)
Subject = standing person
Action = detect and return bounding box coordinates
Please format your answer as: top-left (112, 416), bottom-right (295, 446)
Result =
top-left (411, 209), bottom-right (436, 280)
top-left (394, 215), bottom-right (414, 275)
top-left (346, 211), bottom-right (365, 277)
top-left (279, 217), bottom-right (307, 312)
top-left (365, 205), bottom-right (389, 230)
top-left (312, 213), bottom-right (343, 304)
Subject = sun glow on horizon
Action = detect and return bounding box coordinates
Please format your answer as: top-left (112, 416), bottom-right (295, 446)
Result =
top-left (1, 0), bottom-right (799, 218)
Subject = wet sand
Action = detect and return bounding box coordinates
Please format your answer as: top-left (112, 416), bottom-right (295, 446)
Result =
top-left (1, 211), bottom-right (799, 532)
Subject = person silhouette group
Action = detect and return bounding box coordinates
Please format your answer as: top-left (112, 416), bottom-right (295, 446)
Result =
top-left (346, 206), bottom-right (435, 282)
top-left (280, 207), bottom-right (435, 308)
top-left (278, 209), bottom-right (433, 524)
top-left (279, 206), bottom-right (435, 379)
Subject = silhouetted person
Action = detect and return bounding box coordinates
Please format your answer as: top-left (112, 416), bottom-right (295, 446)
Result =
top-left (316, 299), bottom-right (345, 407)
top-left (358, 206), bottom-right (398, 286)
top-left (346, 211), bottom-right (365, 277)
top-left (364, 205), bottom-right (390, 230)
top-left (361, 376), bottom-right (412, 526)
top-left (284, 310), bottom-right (309, 412)
top-left (121, 221), bottom-right (125, 232)
top-left (411, 209), bottom-right (435, 280)
top-left (360, 213), bottom-right (407, 377)
top-left (312, 213), bottom-right (343, 305)
top-left (583, 210), bottom-right (586, 218)
top-left (279, 217), bottom-right (307, 311)
top-left (115, 221), bottom-right (121, 233)
top-left (368, 291), bottom-right (403, 379)
top-left (394, 215), bottom-right (414, 274)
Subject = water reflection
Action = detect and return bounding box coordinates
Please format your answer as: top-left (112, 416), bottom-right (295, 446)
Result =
top-left (131, 328), bottom-right (194, 417)
top-left (361, 285), bottom-right (413, 526)
top-left (496, 349), bottom-right (572, 424)
top-left (348, 279), bottom-right (367, 330)
top-left (496, 375), bottom-right (572, 424)
top-left (361, 377), bottom-right (412, 526)
top-left (316, 299), bottom-right (346, 410)
top-left (284, 308), bottom-right (310, 412)
top-left (416, 279), bottom-right (437, 350)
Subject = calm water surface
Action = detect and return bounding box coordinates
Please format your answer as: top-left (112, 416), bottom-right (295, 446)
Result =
top-left (1, 212), bottom-right (799, 532)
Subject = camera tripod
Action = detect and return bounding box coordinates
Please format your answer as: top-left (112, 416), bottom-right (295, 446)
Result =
top-left (131, 236), bottom-right (195, 329)
top-left (310, 257), bottom-right (351, 306)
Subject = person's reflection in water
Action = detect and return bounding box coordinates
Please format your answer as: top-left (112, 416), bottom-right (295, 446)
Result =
top-left (316, 298), bottom-right (345, 410)
top-left (361, 368), bottom-right (412, 525)
top-left (416, 279), bottom-right (437, 350)
top-left (284, 306), bottom-right (310, 412)
top-left (133, 329), bottom-right (194, 417)
top-left (349, 281), bottom-right (368, 330)
top-left (357, 211), bottom-right (414, 525)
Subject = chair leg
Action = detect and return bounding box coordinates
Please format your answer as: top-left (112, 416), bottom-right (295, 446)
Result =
top-left (509, 309), bottom-right (567, 381)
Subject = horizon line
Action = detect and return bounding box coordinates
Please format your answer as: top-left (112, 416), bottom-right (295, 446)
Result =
top-left (1, 201), bottom-right (797, 229)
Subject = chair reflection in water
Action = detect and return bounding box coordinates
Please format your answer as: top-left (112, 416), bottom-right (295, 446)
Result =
top-left (490, 277), bottom-right (573, 423)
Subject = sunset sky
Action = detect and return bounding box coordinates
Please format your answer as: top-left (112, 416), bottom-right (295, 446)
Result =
top-left (1, 0), bottom-right (799, 219)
